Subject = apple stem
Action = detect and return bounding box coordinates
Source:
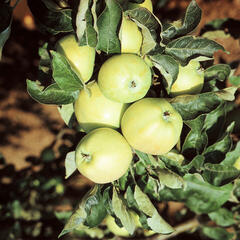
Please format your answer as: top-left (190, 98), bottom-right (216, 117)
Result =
top-left (130, 80), bottom-right (136, 88)
top-left (163, 111), bottom-right (171, 120)
top-left (81, 153), bottom-right (92, 163)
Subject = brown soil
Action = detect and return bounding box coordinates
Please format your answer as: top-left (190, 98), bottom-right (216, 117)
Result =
top-left (0, 0), bottom-right (240, 169)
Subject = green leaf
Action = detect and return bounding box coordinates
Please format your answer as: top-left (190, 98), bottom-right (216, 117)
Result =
top-left (159, 152), bottom-right (185, 175)
top-left (161, 0), bottom-right (202, 40)
top-left (170, 93), bottom-right (220, 121)
top-left (135, 150), bottom-right (159, 169)
top-left (203, 18), bottom-right (228, 30)
top-left (57, 103), bottom-right (75, 128)
top-left (134, 185), bottom-right (174, 234)
top-left (51, 51), bottom-right (84, 91)
top-left (118, 170), bottom-right (129, 191)
top-left (135, 160), bottom-right (147, 175)
top-left (55, 211), bottom-right (72, 222)
top-left (201, 18), bottom-right (240, 40)
top-left (203, 163), bottom-right (240, 186)
top-left (37, 43), bottom-right (52, 85)
top-left (182, 155), bottom-right (205, 172)
top-left (150, 54), bottom-right (179, 94)
top-left (0, 26), bottom-right (11, 60)
top-left (203, 102), bottom-right (227, 141)
top-left (221, 141), bottom-right (240, 166)
top-left (41, 147), bottom-right (55, 162)
top-left (170, 87), bottom-right (237, 120)
top-left (0, 2), bottom-right (12, 60)
top-left (96, 0), bottom-right (121, 54)
top-left (59, 186), bottom-right (98, 237)
top-left (0, 25), bottom-right (11, 60)
top-left (165, 36), bottom-right (225, 64)
top-left (229, 75), bottom-right (240, 86)
top-left (203, 122), bottom-right (234, 163)
top-left (125, 8), bottom-right (161, 54)
top-left (65, 151), bottom-right (76, 179)
top-left (215, 86), bottom-right (238, 101)
top-left (12, 200), bottom-right (22, 219)
top-left (27, 0), bottom-right (73, 34)
top-left (112, 188), bottom-right (135, 235)
top-left (84, 186), bottom-right (107, 227)
top-left (159, 174), bottom-right (233, 214)
top-left (142, 175), bottom-right (162, 200)
top-left (184, 174), bottom-right (233, 214)
top-left (102, 186), bottom-right (114, 215)
top-left (202, 226), bottom-right (234, 240)
top-left (27, 80), bottom-right (79, 105)
top-left (208, 208), bottom-right (235, 227)
top-left (134, 185), bottom-right (155, 216)
top-left (157, 168), bottom-right (184, 189)
top-left (202, 30), bottom-right (231, 40)
top-left (126, 186), bottom-right (139, 209)
top-left (75, 224), bottom-right (105, 239)
top-left (76, 0), bottom-right (98, 47)
top-left (182, 114), bottom-right (208, 156)
top-left (204, 64), bottom-right (231, 82)
top-left (147, 210), bottom-right (174, 234)
top-left (38, 43), bottom-right (51, 71)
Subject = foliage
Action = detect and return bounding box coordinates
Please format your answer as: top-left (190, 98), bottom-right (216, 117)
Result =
top-left (0, 142), bottom-right (68, 239)
top-left (1, 0), bottom-right (240, 239)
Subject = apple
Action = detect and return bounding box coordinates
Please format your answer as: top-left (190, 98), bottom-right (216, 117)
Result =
top-left (105, 215), bottom-right (130, 237)
top-left (75, 128), bottom-right (133, 184)
top-left (120, 16), bottom-right (143, 54)
top-left (121, 98), bottom-right (183, 155)
top-left (105, 212), bottom-right (155, 237)
top-left (128, 0), bottom-right (153, 12)
top-left (56, 34), bottom-right (95, 83)
top-left (74, 82), bottom-right (129, 133)
top-left (170, 60), bottom-right (204, 97)
top-left (98, 54), bottom-right (152, 103)
top-left (234, 157), bottom-right (240, 170)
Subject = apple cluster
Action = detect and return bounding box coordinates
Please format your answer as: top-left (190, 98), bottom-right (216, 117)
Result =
top-left (55, 0), bottom-right (207, 186)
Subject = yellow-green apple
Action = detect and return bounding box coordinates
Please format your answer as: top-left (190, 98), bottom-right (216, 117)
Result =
top-left (234, 157), bottom-right (240, 170)
top-left (120, 16), bottom-right (142, 54)
top-left (56, 34), bottom-right (95, 83)
top-left (128, 0), bottom-right (153, 12)
top-left (98, 54), bottom-right (152, 103)
top-left (170, 60), bottom-right (204, 97)
top-left (105, 212), bottom-right (155, 237)
top-left (121, 98), bottom-right (183, 155)
top-left (74, 82), bottom-right (129, 133)
top-left (75, 128), bottom-right (132, 184)
top-left (105, 215), bottom-right (130, 237)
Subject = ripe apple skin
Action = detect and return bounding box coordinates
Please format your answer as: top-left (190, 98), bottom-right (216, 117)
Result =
top-left (75, 128), bottom-right (132, 184)
top-left (98, 54), bottom-right (152, 103)
top-left (120, 16), bottom-right (143, 54)
top-left (74, 82), bottom-right (129, 133)
top-left (105, 212), bottom-right (155, 237)
top-left (56, 34), bottom-right (95, 83)
top-left (234, 157), bottom-right (240, 170)
top-left (105, 215), bottom-right (130, 237)
top-left (121, 98), bottom-right (183, 155)
top-left (170, 60), bottom-right (204, 97)
top-left (128, 0), bottom-right (153, 12)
